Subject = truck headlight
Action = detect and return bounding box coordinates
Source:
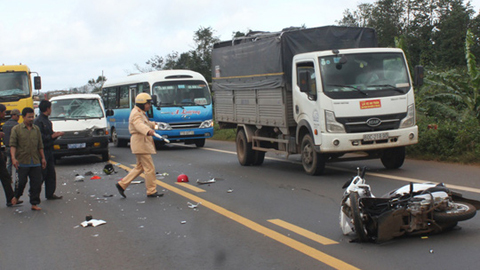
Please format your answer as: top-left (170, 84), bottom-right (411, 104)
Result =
top-left (199, 119), bottom-right (213, 129)
top-left (156, 122), bottom-right (172, 130)
top-left (399, 104), bottom-right (415, 128)
top-left (325, 110), bottom-right (346, 133)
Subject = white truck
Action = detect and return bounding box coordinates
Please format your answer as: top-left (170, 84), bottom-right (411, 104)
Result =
top-left (212, 26), bottom-right (422, 175)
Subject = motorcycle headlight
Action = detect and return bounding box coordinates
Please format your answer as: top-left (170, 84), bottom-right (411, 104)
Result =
top-left (399, 104), bottom-right (415, 128)
top-left (199, 119), bottom-right (213, 129)
top-left (325, 110), bottom-right (346, 133)
top-left (156, 122), bottom-right (172, 130)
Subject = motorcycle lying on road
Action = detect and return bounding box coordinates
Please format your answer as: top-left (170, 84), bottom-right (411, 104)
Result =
top-left (340, 167), bottom-right (480, 243)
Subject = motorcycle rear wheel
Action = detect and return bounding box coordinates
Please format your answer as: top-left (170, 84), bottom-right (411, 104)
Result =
top-left (349, 192), bottom-right (369, 242)
top-left (434, 202), bottom-right (476, 223)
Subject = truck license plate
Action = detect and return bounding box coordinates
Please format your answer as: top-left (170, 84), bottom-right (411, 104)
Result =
top-left (363, 133), bottom-right (389, 142)
top-left (68, 143), bottom-right (86, 149)
top-left (180, 131), bottom-right (194, 135)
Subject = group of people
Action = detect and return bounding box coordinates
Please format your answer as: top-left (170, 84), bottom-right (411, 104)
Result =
top-left (0, 100), bottom-right (64, 211)
top-left (1, 93), bottom-right (164, 210)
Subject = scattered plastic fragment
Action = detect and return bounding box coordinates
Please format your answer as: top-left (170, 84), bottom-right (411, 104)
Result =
top-left (227, 189), bottom-right (233, 193)
top-left (187, 202), bottom-right (201, 209)
top-left (103, 194), bottom-right (113, 197)
top-left (421, 236), bottom-right (428, 240)
top-left (90, 176), bottom-right (101, 180)
top-left (137, 201), bottom-right (146, 204)
top-left (131, 180), bottom-right (143, 184)
top-left (181, 221), bottom-right (186, 224)
top-left (75, 175), bottom-right (85, 182)
top-left (81, 219), bottom-right (106, 227)
top-left (429, 249), bottom-right (434, 254)
top-left (196, 178), bottom-right (216, 185)
top-left (84, 171), bottom-right (94, 176)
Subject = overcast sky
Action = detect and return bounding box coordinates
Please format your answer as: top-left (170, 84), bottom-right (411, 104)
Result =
top-left (1, 0), bottom-right (479, 91)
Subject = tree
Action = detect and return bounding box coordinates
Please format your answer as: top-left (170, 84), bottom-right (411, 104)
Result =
top-left (145, 26), bottom-right (220, 82)
top-left (369, 0), bottom-right (405, 47)
top-left (88, 75), bottom-right (107, 93)
top-left (403, 0), bottom-right (437, 67)
top-left (337, 0), bottom-right (478, 69)
top-left (418, 29), bottom-right (480, 121)
top-left (336, 4), bottom-right (374, 27)
top-left (432, 0), bottom-right (476, 67)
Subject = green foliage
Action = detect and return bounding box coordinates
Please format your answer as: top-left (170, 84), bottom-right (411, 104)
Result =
top-left (410, 28), bottom-right (480, 162)
top-left (408, 115), bottom-right (480, 163)
top-left (145, 26), bottom-right (220, 81)
top-left (417, 29), bottom-right (480, 122)
top-left (338, 0), bottom-right (480, 69)
top-left (211, 123), bottom-right (235, 141)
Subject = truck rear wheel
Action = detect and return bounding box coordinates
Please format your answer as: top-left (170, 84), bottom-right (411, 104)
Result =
top-left (381, 146), bottom-right (405, 169)
top-left (236, 129), bottom-right (254, 165)
top-left (301, 134), bottom-right (326, 175)
top-left (252, 151), bottom-right (265, 166)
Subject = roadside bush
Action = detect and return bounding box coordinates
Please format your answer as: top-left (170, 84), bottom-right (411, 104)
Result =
top-left (408, 115), bottom-right (480, 163)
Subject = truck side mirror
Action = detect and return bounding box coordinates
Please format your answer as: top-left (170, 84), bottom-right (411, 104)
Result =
top-left (414, 65), bottom-right (424, 87)
top-left (34, 76), bottom-right (42, 90)
top-left (106, 109), bottom-right (114, 117)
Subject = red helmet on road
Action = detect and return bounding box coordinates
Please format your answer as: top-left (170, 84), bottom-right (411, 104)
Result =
top-left (177, 174), bottom-right (189, 182)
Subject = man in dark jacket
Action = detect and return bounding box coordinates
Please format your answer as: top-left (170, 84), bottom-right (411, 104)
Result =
top-left (0, 104), bottom-right (20, 207)
top-left (34, 100), bottom-right (64, 200)
top-left (3, 108), bottom-right (20, 176)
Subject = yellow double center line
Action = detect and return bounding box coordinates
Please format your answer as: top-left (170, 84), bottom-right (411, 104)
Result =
top-left (111, 160), bottom-right (359, 270)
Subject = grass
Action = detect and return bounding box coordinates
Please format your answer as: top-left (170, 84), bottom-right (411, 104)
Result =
top-left (211, 123), bottom-right (236, 141)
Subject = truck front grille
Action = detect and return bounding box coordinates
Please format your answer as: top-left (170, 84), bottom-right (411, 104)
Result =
top-left (336, 113), bottom-right (407, 133)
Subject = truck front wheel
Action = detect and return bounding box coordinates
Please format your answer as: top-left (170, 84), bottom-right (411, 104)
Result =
top-left (236, 129), bottom-right (254, 165)
top-left (301, 134), bottom-right (326, 175)
top-left (380, 146), bottom-right (405, 169)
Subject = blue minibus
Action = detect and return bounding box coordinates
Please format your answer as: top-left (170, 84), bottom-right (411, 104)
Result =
top-left (102, 70), bottom-right (213, 147)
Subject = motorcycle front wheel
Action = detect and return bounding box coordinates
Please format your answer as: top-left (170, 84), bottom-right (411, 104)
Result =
top-left (434, 202), bottom-right (477, 223)
top-left (349, 192), bottom-right (369, 242)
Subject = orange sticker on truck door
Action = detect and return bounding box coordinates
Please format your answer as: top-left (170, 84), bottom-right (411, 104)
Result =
top-left (360, 99), bottom-right (381, 109)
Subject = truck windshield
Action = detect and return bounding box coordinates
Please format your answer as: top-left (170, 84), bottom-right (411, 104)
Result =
top-left (51, 99), bottom-right (104, 120)
top-left (320, 52), bottom-right (410, 99)
top-left (152, 80), bottom-right (211, 107)
top-left (0, 72), bottom-right (30, 99)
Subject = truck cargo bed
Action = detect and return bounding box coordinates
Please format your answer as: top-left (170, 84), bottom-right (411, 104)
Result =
top-left (215, 88), bottom-right (295, 128)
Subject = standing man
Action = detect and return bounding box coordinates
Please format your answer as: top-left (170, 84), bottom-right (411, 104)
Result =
top-left (3, 108), bottom-right (20, 176)
top-left (0, 105), bottom-right (19, 207)
top-left (115, 93), bottom-right (163, 198)
top-left (10, 107), bottom-right (46, 210)
top-left (34, 100), bottom-right (64, 200)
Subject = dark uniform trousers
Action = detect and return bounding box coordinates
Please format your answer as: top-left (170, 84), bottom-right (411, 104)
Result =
top-left (42, 150), bottom-right (56, 199)
top-left (16, 166), bottom-right (42, 205)
top-left (0, 151), bottom-right (14, 204)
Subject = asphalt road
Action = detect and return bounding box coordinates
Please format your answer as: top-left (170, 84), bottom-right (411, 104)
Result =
top-left (1, 140), bottom-right (480, 270)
